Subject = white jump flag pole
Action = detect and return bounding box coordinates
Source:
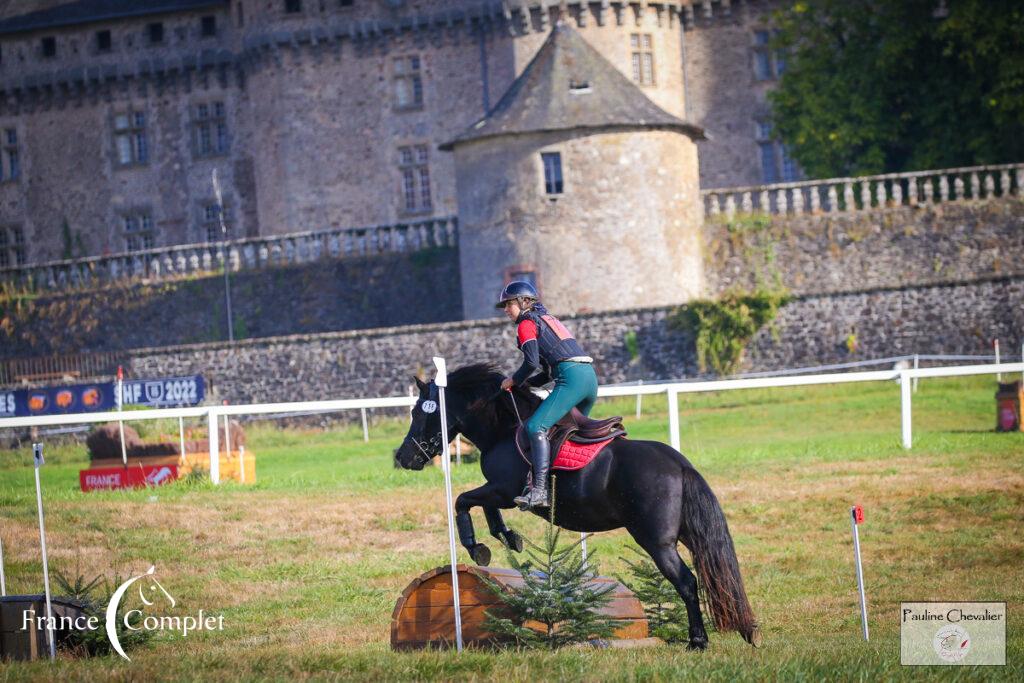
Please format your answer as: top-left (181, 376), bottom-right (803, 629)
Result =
top-left (116, 366), bottom-right (128, 466)
top-left (33, 443), bottom-right (56, 660)
top-left (850, 505), bottom-right (869, 641)
top-left (433, 356), bottom-right (464, 652)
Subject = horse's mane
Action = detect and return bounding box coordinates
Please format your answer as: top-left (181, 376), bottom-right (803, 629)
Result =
top-left (448, 363), bottom-right (540, 434)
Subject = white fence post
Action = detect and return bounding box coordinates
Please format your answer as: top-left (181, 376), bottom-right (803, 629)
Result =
top-left (900, 371), bottom-right (912, 449)
top-left (580, 532), bottom-right (589, 569)
top-left (994, 339), bottom-right (1001, 381)
top-left (668, 388), bottom-right (681, 452)
top-left (208, 409), bottom-right (220, 484)
top-left (178, 416), bottom-right (186, 463)
top-left (912, 353), bottom-right (919, 394)
top-left (635, 379), bottom-right (643, 419)
top-left (0, 536), bottom-right (6, 596)
top-left (361, 407), bottom-right (369, 443)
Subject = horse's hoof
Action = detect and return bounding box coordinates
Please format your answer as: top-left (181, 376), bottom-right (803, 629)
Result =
top-left (470, 543), bottom-right (491, 566)
top-left (503, 529), bottom-right (524, 553)
top-left (745, 625), bottom-right (763, 648)
top-left (686, 639), bottom-right (708, 652)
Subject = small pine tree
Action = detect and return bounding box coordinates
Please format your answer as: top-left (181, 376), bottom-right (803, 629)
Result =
top-left (617, 547), bottom-right (692, 644)
top-left (480, 482), bottom-right (623, 648)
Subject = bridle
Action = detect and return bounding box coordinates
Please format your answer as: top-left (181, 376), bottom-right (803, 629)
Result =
top-left (403, 381), bottom-right (457, 468)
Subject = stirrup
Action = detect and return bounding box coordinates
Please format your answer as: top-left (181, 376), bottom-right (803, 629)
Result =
top-left (514, 487), bottom-right (550, 511)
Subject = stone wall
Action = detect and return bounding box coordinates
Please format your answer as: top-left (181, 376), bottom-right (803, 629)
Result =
top-left (0, 247), bottom-right (461, 359)
top-left (121, 277), bottom-right (1022, 405)
top-left (0, 0), bottom-right (712, 266)
top-left (704, 197), bottom-right (1024, 296)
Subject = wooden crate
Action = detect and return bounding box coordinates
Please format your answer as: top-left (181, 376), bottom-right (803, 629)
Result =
top-left (391, 565), bottom-right (648, 650)
top-left (0, 595), bottom-right (87, 661)
top-left (89, 450), bottom-right (255, 484)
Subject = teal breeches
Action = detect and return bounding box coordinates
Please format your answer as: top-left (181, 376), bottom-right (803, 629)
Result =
top-left (526, 362), bottom-right (599, 435)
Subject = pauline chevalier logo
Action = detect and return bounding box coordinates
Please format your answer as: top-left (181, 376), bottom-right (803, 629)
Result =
top-left (901, 602), bottom-right (1004, 666)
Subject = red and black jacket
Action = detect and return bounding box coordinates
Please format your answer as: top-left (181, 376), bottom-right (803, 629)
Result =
top-left (511, 304), bottom-right (586, 386)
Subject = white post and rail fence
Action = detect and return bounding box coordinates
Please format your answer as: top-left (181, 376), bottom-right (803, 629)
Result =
top-left (1, 362), bottom-right (1019, 481)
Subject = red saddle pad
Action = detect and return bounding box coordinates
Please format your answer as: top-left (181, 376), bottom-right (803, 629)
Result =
top-left (552, 437), bottom-right (615, 471)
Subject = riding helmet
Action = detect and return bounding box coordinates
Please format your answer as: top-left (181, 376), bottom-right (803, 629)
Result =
top-left (495, 280), bottom-right (539, 308)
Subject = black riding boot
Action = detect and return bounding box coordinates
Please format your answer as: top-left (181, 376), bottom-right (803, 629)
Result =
top-left (514, 428), bottom-right (551, 511)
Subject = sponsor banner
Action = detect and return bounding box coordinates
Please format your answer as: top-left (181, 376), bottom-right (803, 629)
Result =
top-left (901, 601), bottom-right (1006, 665)
top-left (80, 464), bottom-right (179, 492)
top-left (0, 375), bottom-right (204, 418)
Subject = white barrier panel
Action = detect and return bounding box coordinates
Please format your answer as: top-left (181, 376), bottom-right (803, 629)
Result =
top-left (1, 363), bottom-right (1020, 481)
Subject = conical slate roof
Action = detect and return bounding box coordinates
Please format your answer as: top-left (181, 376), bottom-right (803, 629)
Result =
top-left (440, 22), bottom-right (704, 151)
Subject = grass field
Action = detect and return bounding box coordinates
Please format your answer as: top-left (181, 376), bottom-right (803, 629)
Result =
top-left (0, 375), bottom-right (1021, 681)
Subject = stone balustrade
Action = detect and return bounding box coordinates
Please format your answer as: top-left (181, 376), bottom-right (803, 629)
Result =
top-left (0, 216), bottom-right (458, 292)
top-left (702, 163), bottom-right (1024, 218)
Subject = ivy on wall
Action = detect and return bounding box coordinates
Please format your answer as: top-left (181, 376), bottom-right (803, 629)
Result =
top-left (670, 289), bottom-right (791, 376)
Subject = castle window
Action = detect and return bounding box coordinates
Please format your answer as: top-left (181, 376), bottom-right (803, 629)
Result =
top-left (122, 212), bottom-right (155, 252)
top-left (201, 16), bottom-right (217, 37)
top-left (398, 145), bottom-right (431, 214)
top-left (114, 111), bottom-right (148, 166)
top-left (41, 36), bottom-right (56, 58)
top-left (541, 152), bottom-right (563, 195)
top-left (148, 22), bottom-right (165, 44)
top-left (340, 0), bottom-right (354, 6)
top-left (630, 33), bottom-right (655, 86)
top-left (202, 202), bottom-right (234, 242)
top-left (752, 30), bottom-right (786, 81)
top-left (755, 119), bottom-right (799, 184)
top-left (0, 226), bottom-right (26, 268)
top-left (1, 128), bottom-right (20, 182)
top-left (236, 2), bottom-right (245, 27)
top-left (285, 0), bottom-right (302, 13)
top-left (192, 102), bottom-right (229, 158)
top-left (393, 56), bottom-right (424, 111)
top-left (96, 30), bottom-right (112, 53)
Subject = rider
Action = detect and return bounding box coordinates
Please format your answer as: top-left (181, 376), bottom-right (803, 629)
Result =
top-left (497, 281), bottom-right (598, 511)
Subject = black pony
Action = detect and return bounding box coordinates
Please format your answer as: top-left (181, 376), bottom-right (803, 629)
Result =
top-left (394, 363), bottom-right (760, 650)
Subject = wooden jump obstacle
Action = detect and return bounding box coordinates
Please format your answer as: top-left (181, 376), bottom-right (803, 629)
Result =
top-left (1, 595), bottom-right (86, 661)
top-left (391, 565), bottom-right (649, 650)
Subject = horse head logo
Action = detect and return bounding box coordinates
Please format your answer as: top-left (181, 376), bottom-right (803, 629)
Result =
top-left (105, 566), bottom-right (175, 661)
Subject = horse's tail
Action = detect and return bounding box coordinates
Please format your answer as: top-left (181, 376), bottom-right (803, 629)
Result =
top-left (677, 466), bottom-right (761, 646)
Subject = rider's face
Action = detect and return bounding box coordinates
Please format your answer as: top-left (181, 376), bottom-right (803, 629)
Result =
top-left (503, 300), bottom-right (521, 321)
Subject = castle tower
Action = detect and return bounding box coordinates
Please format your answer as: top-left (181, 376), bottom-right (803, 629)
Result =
top-left (442, 23), bottom-right (705, 319)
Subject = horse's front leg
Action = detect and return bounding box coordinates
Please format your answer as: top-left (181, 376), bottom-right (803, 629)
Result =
top-left (484, 506), bottom-right (523, 553)
top-left (455, 487), bottom-right (494, 566)
top-left (455, 483), bottom-right (516, 566)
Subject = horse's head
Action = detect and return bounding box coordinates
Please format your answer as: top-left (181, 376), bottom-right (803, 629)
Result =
top-left (394, 377), bottom-right (460, 470)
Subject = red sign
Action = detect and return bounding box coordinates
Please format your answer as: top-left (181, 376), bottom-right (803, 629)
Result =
top-left (852, 505), bottom-right (865, 524)
top-left (80, 465), bottom-right (178, 492)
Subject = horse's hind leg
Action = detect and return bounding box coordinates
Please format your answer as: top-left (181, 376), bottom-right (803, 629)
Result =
top-left (629, 529), bottom-right (709, 650)
top-left (484, 507), bottom-right (523, 552)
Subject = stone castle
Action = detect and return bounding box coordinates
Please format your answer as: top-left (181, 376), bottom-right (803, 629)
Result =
top-left (0, 0), bottom-right (791, 317)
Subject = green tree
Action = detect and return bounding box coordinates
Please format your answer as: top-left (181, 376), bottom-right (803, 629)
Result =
top-left (617, 547), bottom-right (691, 643)
top-left (480, 492), bottom-right (623, 648)
top-left (770, 0), bottom-right (1024, 177)
top-left (669, 289), bottom-right (790, 376)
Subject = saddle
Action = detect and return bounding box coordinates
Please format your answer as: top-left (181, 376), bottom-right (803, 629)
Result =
top-left (516, 408), bottom-right (627, 463)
